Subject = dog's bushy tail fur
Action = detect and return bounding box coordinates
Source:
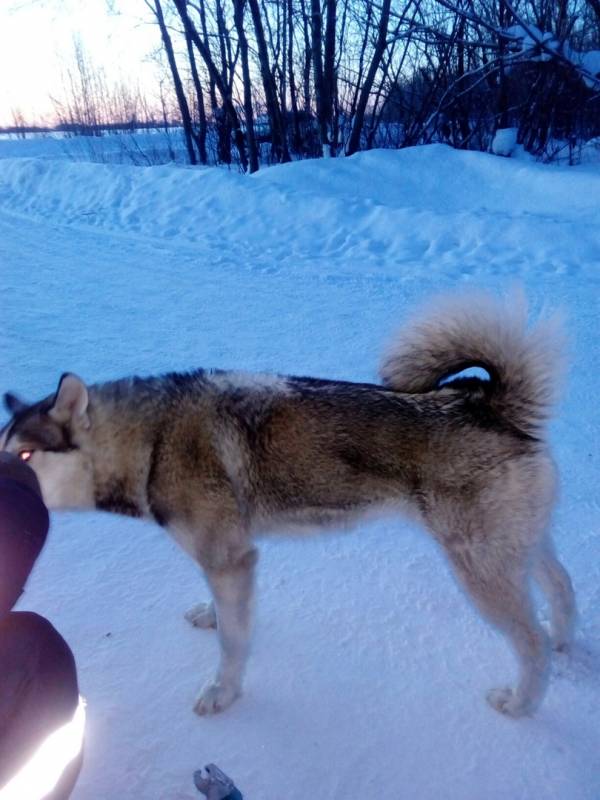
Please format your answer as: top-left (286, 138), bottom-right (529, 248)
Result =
top-left (380, 291), bottom-right (565, 438)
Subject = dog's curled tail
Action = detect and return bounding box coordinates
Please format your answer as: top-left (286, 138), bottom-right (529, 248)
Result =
top-left (379, 291), bottom-right (566, 438)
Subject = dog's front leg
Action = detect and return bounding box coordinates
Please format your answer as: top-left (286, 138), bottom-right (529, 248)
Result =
top-left (194, 547), bottom-right (258, 716)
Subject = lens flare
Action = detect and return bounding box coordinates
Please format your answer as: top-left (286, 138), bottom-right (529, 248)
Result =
top-left (0, 695), bottom-right (86, 800)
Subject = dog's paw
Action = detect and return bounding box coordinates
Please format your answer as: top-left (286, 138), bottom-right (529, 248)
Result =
top-left (486, 687), bottom-right (531, 718)
top-left (194, 681), bottom-right (240, 716)
top-left (185, 602), bottom-right (217, 629)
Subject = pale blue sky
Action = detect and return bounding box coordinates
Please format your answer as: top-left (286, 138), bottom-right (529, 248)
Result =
top-left (0, 1), bottom-right (160, 125)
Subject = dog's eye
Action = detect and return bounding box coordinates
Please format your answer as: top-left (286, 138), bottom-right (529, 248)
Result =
top-left (19, 450), bottom-right (34, 462)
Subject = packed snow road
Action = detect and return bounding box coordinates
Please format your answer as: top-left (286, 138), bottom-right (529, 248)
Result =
top-left (0, 145), bottom-right (599, 800)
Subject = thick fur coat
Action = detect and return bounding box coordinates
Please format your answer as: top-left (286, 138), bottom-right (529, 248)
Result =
top-left (1, 292), bottom-right (575, 717)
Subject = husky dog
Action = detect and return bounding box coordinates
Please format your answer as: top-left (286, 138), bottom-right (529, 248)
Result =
top-left (1, 292), bottom-right (575, 718)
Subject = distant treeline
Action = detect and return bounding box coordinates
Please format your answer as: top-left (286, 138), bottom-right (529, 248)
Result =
top-left (41, 1), bottom-right (600, 169)
top-left (0, 120), bottom-right (183, 136)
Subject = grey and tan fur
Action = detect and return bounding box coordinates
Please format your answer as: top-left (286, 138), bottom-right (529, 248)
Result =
top-left (0, 292), bottom-right (576, 718)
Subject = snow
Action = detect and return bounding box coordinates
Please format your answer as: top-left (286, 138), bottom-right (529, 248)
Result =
top-left (504, 23), bottom-right (600, 89)
top-left (582, 137), bottom-right (600, 165)
top-left (0, 141), bottom-right (599, 800)
top-left (491, 128), bottom-right (518, 157)
top-left (0, 131), bottom-right (190, 166)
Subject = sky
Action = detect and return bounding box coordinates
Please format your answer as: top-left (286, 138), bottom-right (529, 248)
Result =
top-left (0, 0), bottom-right (160, 126)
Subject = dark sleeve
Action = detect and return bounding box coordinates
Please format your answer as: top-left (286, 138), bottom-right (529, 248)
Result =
top-left (0, 612), bottom-right (79, 785)
top-left (0, 479), bottom-right (49, 543)
top-left (0, 479), bottom-right (49, 616)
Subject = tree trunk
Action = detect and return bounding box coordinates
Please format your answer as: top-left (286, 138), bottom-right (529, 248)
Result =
top-left (233, 0), bottom-right (260, 172)
top-left (172, 0), bottom-right (248, 172)
top-left (455, 16), bottom-right (470, 147)
top-left (322, 0), bottom-right (337, 155)
top-left (287, 0), bottom-right (303, 154)
top-left (215, 0), bottom-right (234, 164)
top-left (310, 0), bottom-right (327, 154)
top-left (185, 27), bottom-right (208, 164)
top-left (496, 0), bottom-right (510, 131)
top-left (346, 0), bottom-right (390, 156)
top-left (299, 0), bottom-right (312, 114)
top-left (247, 0), bottom-right (291, 162)
top-left (152, 0), bottom-right (197, 165)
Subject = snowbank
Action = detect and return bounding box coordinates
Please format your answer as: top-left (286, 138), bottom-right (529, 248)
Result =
top-left (0, 145), bottom-right (598, 273)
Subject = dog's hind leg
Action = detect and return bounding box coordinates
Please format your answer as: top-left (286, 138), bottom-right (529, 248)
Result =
top-left (447, 544), bottom-right (550, 718)
top-left (194, 547), bottom-right (258, 716)
top-left (533, 538), bottom-right (576, 652)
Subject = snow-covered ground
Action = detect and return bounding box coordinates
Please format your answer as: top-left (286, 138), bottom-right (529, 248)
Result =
top-left (0, 141), bottom-right (599, 800)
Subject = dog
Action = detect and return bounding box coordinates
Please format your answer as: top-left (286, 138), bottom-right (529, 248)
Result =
top-left (0, 292), bottom-right (576, 718)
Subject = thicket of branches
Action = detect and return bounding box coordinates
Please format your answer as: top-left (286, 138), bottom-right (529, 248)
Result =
top-left (49, 1), bottom-right (600, 169)
top-left (146, 0), bottom-right (600, 168)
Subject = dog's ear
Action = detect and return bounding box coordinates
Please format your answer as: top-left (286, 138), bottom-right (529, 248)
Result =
top-left (3, 392), bottom-right (28, 416)
top-left (50, 373), bottom-right (90, 429)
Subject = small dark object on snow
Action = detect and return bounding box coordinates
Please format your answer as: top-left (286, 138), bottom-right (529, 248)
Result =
top-left (193, 763), bottom-right (243, 800)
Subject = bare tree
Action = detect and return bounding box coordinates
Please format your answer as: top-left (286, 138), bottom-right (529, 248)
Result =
top-left (132, 0), bottom-right (600, 166)
top-left (248, 0), bottom-right (291, 161)
top-left (185, 24), bottom-right (209, 164)
top-left (346, 0), bottom-right (393, 155)
top-left (172, 0), bottom-right (249, 171)
top-left (233, 0), bottom-right (260, 172)
top-left (147, 0), bottom-right (198, 164)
